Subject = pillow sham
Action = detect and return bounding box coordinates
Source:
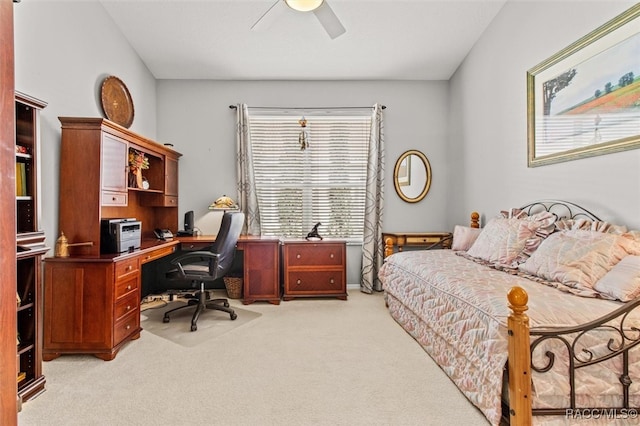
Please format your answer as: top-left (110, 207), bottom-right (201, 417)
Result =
top-left (465, 211), bottom-right (556, 267)
top-left (518, 229), bottom-right (639, 294)
top-left (451, 225), bottom-right (482, 251)
top-left (555, 217), bottom-right (628, 234)
top-left (466, 217), bottom-right (541, 267)
top-left (594, 255), bottom-right (640, 302)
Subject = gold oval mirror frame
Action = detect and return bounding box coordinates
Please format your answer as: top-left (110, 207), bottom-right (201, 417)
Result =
top-left (393, 150), bottom-right (432, 203)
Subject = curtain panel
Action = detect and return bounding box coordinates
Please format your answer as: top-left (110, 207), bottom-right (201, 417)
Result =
top-left (360, 104), bottom-right (385, 293)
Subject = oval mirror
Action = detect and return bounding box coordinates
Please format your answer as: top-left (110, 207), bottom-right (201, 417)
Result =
top-left (393, 150), bottom-right (432, 203)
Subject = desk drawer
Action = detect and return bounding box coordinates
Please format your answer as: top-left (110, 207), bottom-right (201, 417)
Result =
top-left (115, 257), bottom-right (139, 280)
top-left (115, 275), bottom-right (138, 300)
top-left (114, 309), bottom-right (139, 346)
top-left (181, 242), bottom-right (212, 251)
top-left (101, 190), bottom-right (127, 206)
top-left (114, 292), bottom-right (138, 322)
top-left (140, 245), bottom-right (176, 264)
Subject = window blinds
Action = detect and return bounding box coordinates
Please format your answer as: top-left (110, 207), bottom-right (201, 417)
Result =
top-left (248, 114), bottom-right (371, 240)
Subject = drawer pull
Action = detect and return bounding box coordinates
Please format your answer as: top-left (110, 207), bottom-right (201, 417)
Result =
top-left (296, 254), bottom-right (301, 259)
top-left (127, 285), bottom-right (132, 290)
top-left (145, 255), bottom-right (151, 261)
top-left (296, 279), bottom-right (301, 284)
top-left (112, 196), bottom-right (116, 201)
top-left (126, 324), bottom-right (131, 330)
top-left (170, 199), bottom-right (175, 204)
top-left (330, 253), bottom-right (334, 258)
top-left (330, 278), bottom-right (334, 284)
top-left (126, 305), bottom-right (131, 311)
top-left (126, 265), bottom-right (132, 271)
top-left (189, 244), bottom-right (195, 249)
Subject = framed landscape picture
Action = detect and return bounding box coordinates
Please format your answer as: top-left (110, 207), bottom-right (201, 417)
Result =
top-left (527, 4), bottom-right (640, 167)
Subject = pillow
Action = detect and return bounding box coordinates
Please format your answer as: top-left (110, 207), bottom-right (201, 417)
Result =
top-left (555, 218), bottom-right (628, 234)
top-left (451, 225), bottom-right (482, 251)
top-left (466, 218), bottom-right (542, 267)
top-left (594, 255), bottom-right (640, 302)
top-left (518, 230), bottom-right (639, 294)
top-left (465, 211), bottom-right (556, 267)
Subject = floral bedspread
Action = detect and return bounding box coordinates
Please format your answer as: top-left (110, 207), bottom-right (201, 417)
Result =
top-left (379, 249), bottom-right (639, 426)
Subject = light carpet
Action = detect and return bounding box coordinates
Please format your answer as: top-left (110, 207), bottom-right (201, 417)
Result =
top-left (18, 291), bottom-right (489, 426)
top-left (141, 299), bottom-right (261, 347)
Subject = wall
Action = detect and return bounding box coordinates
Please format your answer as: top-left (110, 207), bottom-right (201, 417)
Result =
top-left (13, 0), bottom-right (157, 250)
top-left (449, 0), bottom-right (640, 230)
top-left (156, 80), bottom-right (449, 284)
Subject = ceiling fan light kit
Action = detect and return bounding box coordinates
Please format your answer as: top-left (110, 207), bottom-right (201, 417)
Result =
top-left (285, 0), bottom-right (325, 13)
top-left (253, 0), bottom-right (345, 39)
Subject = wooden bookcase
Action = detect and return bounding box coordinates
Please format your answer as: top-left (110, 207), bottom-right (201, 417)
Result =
top-left (15, 92), bottom-right (49, 406)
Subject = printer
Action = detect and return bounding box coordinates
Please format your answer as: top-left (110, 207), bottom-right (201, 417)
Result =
top-left (100, 218), bottom-right (142, 254)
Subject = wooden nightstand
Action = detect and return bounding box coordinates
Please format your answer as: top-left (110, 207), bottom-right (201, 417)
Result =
top-left (282, 240), bottom-right (347, 301)
top-left (382, 232), bottom-right (452, 258)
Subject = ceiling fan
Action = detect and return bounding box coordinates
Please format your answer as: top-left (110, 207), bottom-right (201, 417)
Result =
top-left (251, 0), bottom-right (346, 39)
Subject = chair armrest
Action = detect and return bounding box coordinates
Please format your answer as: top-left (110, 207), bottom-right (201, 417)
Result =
top-left (170, 251), bottom-right (221, 278)
top-left (170, 251), bottom-right (220, 265)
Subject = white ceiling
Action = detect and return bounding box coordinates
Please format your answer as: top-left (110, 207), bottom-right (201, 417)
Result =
top-left (98, 0), bottom-right (507, 81)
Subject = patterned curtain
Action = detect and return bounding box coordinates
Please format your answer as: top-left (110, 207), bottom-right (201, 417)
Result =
top-left (235, 104), bottom-right (261, 235)
top-left (360, 104), bottom-right (385, 293)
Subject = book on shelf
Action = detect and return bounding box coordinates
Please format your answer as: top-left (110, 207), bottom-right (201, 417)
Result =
top-left (17, 372), bottom-right (26, 383)
top-left (16, 162), bottom-right (27, 196)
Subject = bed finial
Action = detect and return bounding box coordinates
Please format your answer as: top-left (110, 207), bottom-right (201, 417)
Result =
top-left (470, 211), bottom-right (480, 228)
top-left (507, 286), bottom-right (532, 425)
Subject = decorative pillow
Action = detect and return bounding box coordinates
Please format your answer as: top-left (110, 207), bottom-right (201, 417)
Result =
top-left (465, 211), bottom-right (556, 267)
top-left (518, 230), bottom-right (640, 294)
top-left (555, 218), bottom-right (628, 234)
top-left (466, 218), bottom-right (540, 267)
top-left (594, 255), bottom-right (640, 302)
top-left (451, 225), bottom-right (482, 251)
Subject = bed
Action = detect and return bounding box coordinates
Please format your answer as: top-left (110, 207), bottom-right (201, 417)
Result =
top-left (379, 201), bottom-right (640, 425)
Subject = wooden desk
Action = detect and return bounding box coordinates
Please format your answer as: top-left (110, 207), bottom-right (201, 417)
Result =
top-left (177, 235), bottom-right (281, 305)
top-left (382, 232), bottom-right (452, 258)
top-left (43, 239), bottom-right (179, 361)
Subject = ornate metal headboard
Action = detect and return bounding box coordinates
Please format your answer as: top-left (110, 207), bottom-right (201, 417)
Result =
top-left (519, 200), bottom-right (601, 221)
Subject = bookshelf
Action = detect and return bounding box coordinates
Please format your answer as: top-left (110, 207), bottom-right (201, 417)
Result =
top-left (15, 92), bottom-right (49, 406)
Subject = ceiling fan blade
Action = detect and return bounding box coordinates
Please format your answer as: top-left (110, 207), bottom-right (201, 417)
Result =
top-left (251, 0), bottom-right (287, 32)
top-left (313, 1), bottom-right (346, 39)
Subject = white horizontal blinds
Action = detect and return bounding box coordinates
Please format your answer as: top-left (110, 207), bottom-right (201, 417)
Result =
top-left (248, 114), bottom-right (371, 239)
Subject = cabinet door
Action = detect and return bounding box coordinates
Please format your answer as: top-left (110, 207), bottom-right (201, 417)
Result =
top-left (165, 156), bottom-right (178, 196)
top-left (101, 133), bottom-right (127, 193)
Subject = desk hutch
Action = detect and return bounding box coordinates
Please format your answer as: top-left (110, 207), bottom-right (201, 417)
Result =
top-left (43, 118), bottom-right (182, 361)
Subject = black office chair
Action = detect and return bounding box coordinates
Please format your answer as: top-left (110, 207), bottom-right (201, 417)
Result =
top-left (163, 211), bottom-right (245, 331)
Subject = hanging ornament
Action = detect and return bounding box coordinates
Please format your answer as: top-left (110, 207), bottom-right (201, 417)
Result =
top-left (298, 116), bottom-right (309, 150)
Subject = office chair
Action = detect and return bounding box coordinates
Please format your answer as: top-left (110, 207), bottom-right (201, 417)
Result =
top-left (163, 211), bottom-right (245, 331)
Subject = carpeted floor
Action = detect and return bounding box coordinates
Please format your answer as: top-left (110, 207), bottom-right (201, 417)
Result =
top-left (18, 290), bottom-right (489, 425)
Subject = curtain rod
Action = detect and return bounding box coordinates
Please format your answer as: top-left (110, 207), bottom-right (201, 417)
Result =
top-left (228, 105), bottom-right (386, 110)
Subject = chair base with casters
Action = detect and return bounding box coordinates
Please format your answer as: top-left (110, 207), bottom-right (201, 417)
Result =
top-left (163, 282), bottom-right (237, 331)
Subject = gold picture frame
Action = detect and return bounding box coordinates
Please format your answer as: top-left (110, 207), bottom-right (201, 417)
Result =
top-left (527, 4), bottom-right (640, 167)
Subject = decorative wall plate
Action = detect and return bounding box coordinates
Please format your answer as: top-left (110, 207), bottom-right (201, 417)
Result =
top-left (100, 76), bottom-right (134, 128)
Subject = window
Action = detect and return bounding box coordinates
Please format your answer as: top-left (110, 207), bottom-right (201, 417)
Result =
top-left (248, 113), bottom-right (371, 241)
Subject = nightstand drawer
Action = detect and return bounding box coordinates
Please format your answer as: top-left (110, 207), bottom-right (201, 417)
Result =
top-left (285, 243), bottom-right (344, 267)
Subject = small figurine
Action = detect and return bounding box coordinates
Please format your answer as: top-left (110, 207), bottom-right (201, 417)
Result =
top-left (306, 222), bottom-right (323, 241)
